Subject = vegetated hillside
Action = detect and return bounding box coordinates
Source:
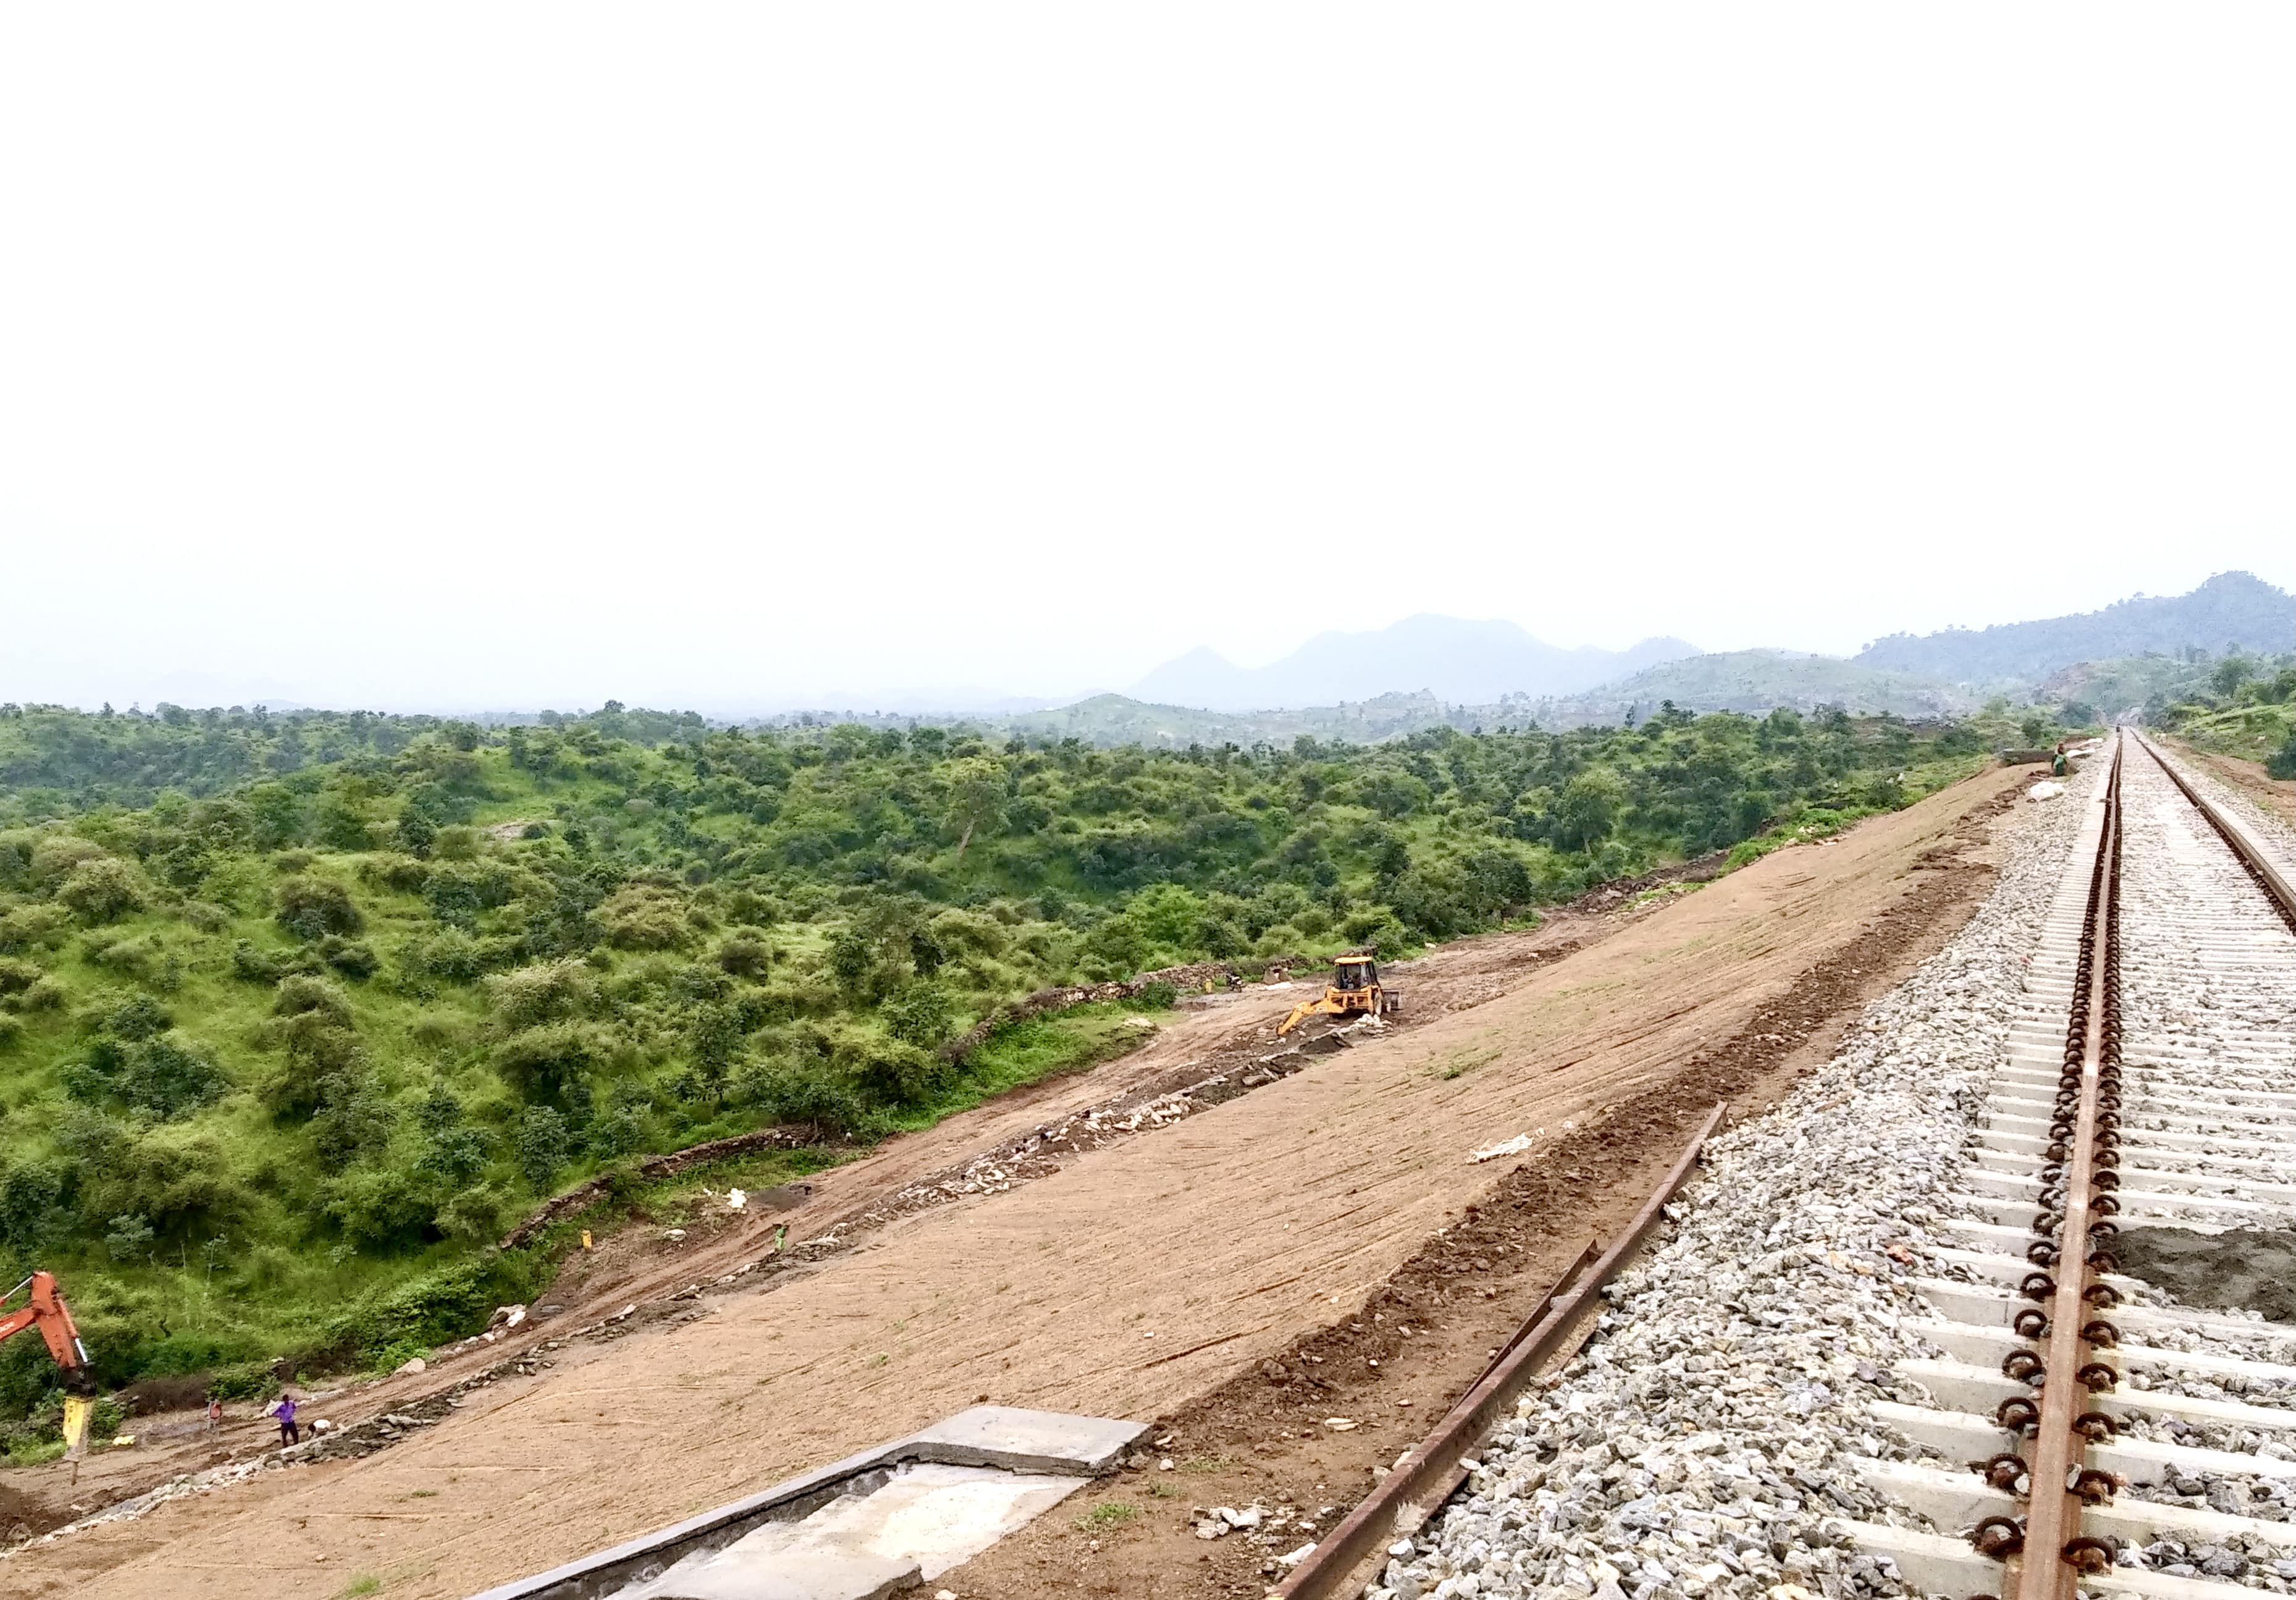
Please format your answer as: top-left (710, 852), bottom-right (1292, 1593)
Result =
top-left (2121, 650), bottom-right (2296, 773)
top-left (1001, 692), bottom-right (1472, 747)
top-left (0, 699), bottom-right (1987, 1428)
top-left (1856, 571), bottom-right (2296, 686)
top-left (2032, 655), bottom-right (2217, 725)
top-left (0, 701), bottom-right (713, 809)
top-left (1515, 650), bottom-right (1976, 729)
top-left (1129, 615), bottom-right (1698, 710)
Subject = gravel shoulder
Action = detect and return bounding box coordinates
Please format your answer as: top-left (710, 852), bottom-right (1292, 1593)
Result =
top-left (1322, 751), bottom-right (2097, 1600)
top-left (2165, 738), bottom-right (2296, 843)
top-left (1, 763), bottom-right (2029, 1600)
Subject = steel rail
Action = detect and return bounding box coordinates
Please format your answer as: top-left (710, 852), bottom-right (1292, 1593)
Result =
top-left (1274, 1101), bottom-right (1728, 1600)
top-left (2130, 731), bottom-right (2296, 935)
top-left (1970, 735), bottom-right (2127, 1600)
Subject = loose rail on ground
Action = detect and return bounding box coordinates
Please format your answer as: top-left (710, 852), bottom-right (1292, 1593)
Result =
top-left (1274, 1103), bottom-right (1729, 1600)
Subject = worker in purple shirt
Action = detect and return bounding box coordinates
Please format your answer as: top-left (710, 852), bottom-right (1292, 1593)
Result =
top-left (275, 1392), bottom-right (298, 1447)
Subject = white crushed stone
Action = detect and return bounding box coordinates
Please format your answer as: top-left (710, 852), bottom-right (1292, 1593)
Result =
top-left (1368, 765), bottom-right (2098, 1600)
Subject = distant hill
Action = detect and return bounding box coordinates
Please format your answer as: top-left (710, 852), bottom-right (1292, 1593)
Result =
top-left (1854, 571), bottom-right (2294, 685)
top-left (2033, 656), bottom-right (2208, 722)
top-left (996, 654), bottom-right (1972, 746)
top-left (1129, 615), bottom-right (1697, 710)
top-left (1003, 691), bottom-right (1461, 747)
top-left (1518, 650), bottom-right (1977, 729)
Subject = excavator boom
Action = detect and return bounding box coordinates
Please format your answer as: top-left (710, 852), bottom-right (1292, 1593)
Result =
top-left (0, 1271), bottom-right (93, 1388)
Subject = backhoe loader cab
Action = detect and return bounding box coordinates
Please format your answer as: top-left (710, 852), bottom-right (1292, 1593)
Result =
top-left (1275, 952), bottom-right (1401, 1037)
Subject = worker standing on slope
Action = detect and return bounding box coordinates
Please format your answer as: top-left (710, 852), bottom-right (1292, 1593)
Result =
top-left (274, 1391), bottom-right (298, 1447)
top-left (2052, 741), bottom-right (2070, 778)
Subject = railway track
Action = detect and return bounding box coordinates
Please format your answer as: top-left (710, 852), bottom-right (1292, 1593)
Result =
top-left (1813, 732), bottom-right (2296, 1600)
top-left (1334, 733), bottom-right (2296, 1600)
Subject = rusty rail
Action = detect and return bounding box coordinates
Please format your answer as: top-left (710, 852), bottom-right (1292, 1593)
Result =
top-left (1970, 734), bottom-right (2127, 1600)
top-left (2131, 731), bottom-right (2296, 934)
top-left (1274, 1102), bottom-right (1728, 1600)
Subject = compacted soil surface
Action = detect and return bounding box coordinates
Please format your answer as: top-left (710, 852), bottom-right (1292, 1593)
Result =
top-left (0, 764), bottom-right (2029, 1600)
top-left (2115, 1226), bottom-right (2296, 1324)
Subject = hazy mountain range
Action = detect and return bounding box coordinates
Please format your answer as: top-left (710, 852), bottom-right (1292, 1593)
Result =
top-left (1518, 649), bottom-right (1980, 728)
top-left (936, 571), bottom-right (2290, 744)
top-left (1129, 615), bottom-right (1699, 710)
top-left (1106, 573), bottom-right (2290, 720)
top-left (1854, 571), bottom-right (2292, 684)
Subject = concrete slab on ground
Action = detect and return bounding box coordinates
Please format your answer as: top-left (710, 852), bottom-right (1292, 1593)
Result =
top-left (906, 1405), bottom-right (1145, 1476)
top-left (626, 1462), bottom-right (1087, 1597)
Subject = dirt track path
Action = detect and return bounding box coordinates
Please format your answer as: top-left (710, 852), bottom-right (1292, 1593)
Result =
top-left (1, 765), bottom-right (2027, 1600)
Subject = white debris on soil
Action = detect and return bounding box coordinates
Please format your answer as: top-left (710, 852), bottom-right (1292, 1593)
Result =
top-left (1366, 762), bottom-right (2098, 1600)
top-left (2026, 780), bottom-right (2066, 801)
top-left (1471, 1134), bottom-right (1537, 1164)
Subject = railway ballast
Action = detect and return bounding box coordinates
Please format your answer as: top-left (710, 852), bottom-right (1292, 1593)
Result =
top-left (1361, 735), bottom-right (2296, 1600)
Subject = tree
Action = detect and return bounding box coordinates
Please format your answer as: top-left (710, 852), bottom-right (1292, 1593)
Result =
top-left (494, 1023), bottom-right (604, 1109)
top-left (515, 1107), bottom-right (571, 1188)
top-left (105, 1213), bottom-right (155, 1263)
top-left (944, 758), bottom-right (1005, 861)
top-left (1464, 849), bottom-right (1534, 923)
top-left (882, 983), bottom-right (954, 1050)
top-left (1552, 769), bottom-right (1625, 854)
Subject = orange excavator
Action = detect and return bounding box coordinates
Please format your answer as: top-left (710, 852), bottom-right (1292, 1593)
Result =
top-left (1275, 952), bottom-right (1401, 1037)
top-left (0, 1271), bottom-right (94, 1394)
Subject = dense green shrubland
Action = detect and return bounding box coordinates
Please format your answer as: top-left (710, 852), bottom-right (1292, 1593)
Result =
top-left (0, 697), bottom-right (1983, 1416)
top-left (2101, 650), bottom-right (2296, 772)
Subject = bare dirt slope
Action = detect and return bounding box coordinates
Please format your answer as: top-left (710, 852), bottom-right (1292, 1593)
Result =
top-left (0, 912), bottom-right (1608, 1540)
top-left (1, 764), bottom-right (2027, 1600)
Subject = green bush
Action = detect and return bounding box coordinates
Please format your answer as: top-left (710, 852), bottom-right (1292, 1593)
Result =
top-left (30, 835), bottom-right (109, 886)
top-left (321, 937), bottom-right (380, 979)
top-left (275, 875), bottom-right (364, 941)
top-left (734, 1060), bottom-right (869, 1135)
top-left (715, 932), bottom-right (774, 979)
top-left (230, 939), bottom-right (287, 983)
top-left (57, 857), bottom-right (147, 923)
top-left (329, 1253), bottom-right (536, 1362)
top-left (881, 983), bottom-right (954, 1048)
top-left (597, 884), bottom-right (688, 949)
top-left (2269, 731), bottom-right (2296, 781)
top-left (208, 1362), bottom-right (282, 1402)
top-left (12, 975), bottom-right (65, 1012)
top-left (515, 1106), bottom-right (572, 1187)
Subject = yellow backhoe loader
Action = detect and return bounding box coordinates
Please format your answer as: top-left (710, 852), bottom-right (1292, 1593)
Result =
top-left (1275, 953), bottom-right (1400, 1036)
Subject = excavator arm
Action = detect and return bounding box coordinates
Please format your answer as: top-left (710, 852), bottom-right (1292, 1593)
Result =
top-left (1275, 992), bottom-right (1347, 1036)
top-left (0, 1271), bottom-right (95, 1394)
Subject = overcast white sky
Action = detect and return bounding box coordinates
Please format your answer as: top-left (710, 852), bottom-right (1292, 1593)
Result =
top-left (4, 7), bottom-right (2292, 714)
